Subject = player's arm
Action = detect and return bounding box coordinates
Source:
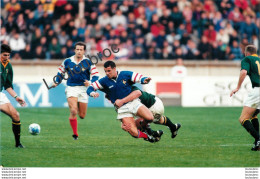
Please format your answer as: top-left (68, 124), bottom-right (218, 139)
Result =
top-left (87, 79), bottom-right (104, 98)
top-left (52, 60), bottom-right (66, 88)
top-left (84, 63), bottom-right (100, 87)
top-left (131, 71), bottom-right (151, 84)
top-left (114, 88), bottom-right (142, 108)
top-left (230, 69), bottom-right (247, 97)
top-left (5, 67), bottom-right (26, 106)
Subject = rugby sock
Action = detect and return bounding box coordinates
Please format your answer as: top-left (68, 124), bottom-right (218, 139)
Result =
top-left (12, 120), bottom-right (21, 146)
top-left (137, 130), bottom-right (148, 139)
top-left (251, 117), bottom-right (259, 133)
top-left (242, 119), bottom-right (259, 140)
top-left (163, 116), bottom-right (176, 131)
top-left (69, 118), bottom-right (78, 136)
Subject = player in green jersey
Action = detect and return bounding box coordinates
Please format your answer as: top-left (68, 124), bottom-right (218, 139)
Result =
top-left (0, 44), bottom-right (26, 148)
top-left (114, 86), bottom-right (181, 139)
top-left (230, 45), bottom-right (260, 151)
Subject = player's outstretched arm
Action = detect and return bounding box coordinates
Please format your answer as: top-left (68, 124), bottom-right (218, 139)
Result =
top-left (130, 72), bottom-right (151, 84)
top-left (6, 87), bottom-right (26, 106)
top-left (114, 90), bottom-right (142, 108)
top-left (230, 69), bottom-right (247, 97)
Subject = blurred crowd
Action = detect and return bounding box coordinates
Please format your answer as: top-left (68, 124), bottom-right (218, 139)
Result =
top-left (0, 0), bottom-right (260, 61)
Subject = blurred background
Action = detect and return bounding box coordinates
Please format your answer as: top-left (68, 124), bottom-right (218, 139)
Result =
top-left (1, 0), bottom-right (260, 108)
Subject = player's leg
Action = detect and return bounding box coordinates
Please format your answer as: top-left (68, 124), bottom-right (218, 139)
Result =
top-left (78, 102), bottom-right (87, 119)
top-left (156, 116), bottom-right (181, 139)
top-left (0, 103), bottom-right (23, 148)
top-left (251, 109), bottom-right (259, 134)
top-left (77, 87), bottom-right (89, 119)
top-left (67, 97), bottom-right (79, 139)
top-left (121, 117), bottom-right (155, 143)
top-left (239, 106), bottom-right (259, 150)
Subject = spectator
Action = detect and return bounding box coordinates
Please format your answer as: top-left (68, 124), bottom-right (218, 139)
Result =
top-left (98, 11), bottom-right (111, 27)
top-left (48, 37), bottom-right (61, 59)
top-left (151, 22), bottom-right (165, 37)
top-left (230, 40), bottom-right (243, 60)
top-left (216, 28), bottom-right (230, 45)
top-left (171, 58), bottom-right (187, 79)
top-left (240, 16), bottom-right (259, 42)
top-left (20, 44), bottom-right (33, 60)
top-left (4, 0), bottom-right (21, 14)
top-left (198, 35), bottom-right (211, 59)
top-left (58, 30), bottom-right (70, 46)
top-left (34, 46), bottom-right (46, 60)
top-left (0, 27), bottom-right (10, 43)
top-left (228, 6), bottom-right (244, 31)
top-left (111, 10), bottom-right (127, 28)
top-left (9, 33), bottom-right (26, 53)
top-left (171, 6), bottom-right (183, 28)
top-left (131, 46), bottom-right (146, 60)
top-left (203, 24), bottom-right (217, 44)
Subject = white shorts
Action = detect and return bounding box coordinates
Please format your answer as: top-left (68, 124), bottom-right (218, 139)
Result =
top-left (244, 87), bottom-right (260, 109)
top-left (149, 97), bottom-right (165, 122)
top-left (0, 92), bottom-right (10, 105)
top-left (117, 98), bottom-right (143, 119)
top-left (65, 86), bottom-right (89, 103)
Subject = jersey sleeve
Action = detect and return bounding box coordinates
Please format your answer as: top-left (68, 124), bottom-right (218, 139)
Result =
top-left (89, 63), bottom-right (100, 83)
top-left (87, 78), bottom-right (105, 96)
top-left (55, 59), bottom-right (66, 84)
top-left (4, 64), bottom-right (13, 89)
top-left (130, 71), bottom-right (149, 84)
top-left (241, 57), bottom-right (250, 73)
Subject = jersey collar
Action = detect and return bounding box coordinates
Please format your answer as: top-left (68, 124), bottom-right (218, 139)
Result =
top-left (70, 55), bottom-right (87, 64)
top-left (1, 59), bottom-right (10, 68)
top-left (251, 54), bottom-right (258, 57)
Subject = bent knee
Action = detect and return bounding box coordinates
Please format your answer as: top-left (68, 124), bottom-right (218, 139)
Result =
top-left (11, 111), bottom-right (20, 121)
top-left (79, 113), bottom-right (86, 119)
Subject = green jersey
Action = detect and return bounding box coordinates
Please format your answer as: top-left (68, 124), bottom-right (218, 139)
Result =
top-left (241, 54), bottom-right (260, 88)
top-left (1, 60), bottom-right (13, 92)
top-left (132, 86), bottom-right (156, 108)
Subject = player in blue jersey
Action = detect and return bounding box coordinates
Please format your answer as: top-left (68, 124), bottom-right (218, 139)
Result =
top-left (51, 42), bottom-right (99, 140)
top-left (87, 61), bottom-right (160, 143)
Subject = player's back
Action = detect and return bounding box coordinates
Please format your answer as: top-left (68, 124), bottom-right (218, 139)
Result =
top-left (241, 55), bottom-right (260, 88)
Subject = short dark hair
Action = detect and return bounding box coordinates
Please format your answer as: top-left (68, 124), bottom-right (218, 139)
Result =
top-left (74, 42), bottom-right (86, 50)
top-left (245, 45), bottom-right (257, 55)
top-left (1, 44), bottom-right (11, 54)
top-left (104, 61), bottom-right (116, 68)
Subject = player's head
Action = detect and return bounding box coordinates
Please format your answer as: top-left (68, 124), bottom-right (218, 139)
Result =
top-left (244, 45), bottom-right (257, 56)
top-left (104, 61), bottom-right (117, 79)
top-left (74, 41), bottom-right (86, 58)
top-left (1, 44), bottom-right (11, 62)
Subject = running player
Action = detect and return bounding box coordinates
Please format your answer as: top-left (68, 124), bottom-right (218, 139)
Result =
top-left (230, 45), bottom-right (260, 151)
top-left (0, 44), bottom-right (26, 148)
top-left (51, 42), bottom-right (99, 140)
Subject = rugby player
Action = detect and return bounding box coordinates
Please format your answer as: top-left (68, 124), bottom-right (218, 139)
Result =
top-left (230, 45), bottom-right (260, 151)
top-left (0, 44), bottom-right (26, 148)
top-left (87, 61), bottom-right (159, 143)
top-left (52, 42), bottom-right (99, 140)
top-left (114, 86), bottom-right (181, 139)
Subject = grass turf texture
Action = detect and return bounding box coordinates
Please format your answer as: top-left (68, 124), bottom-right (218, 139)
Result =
top-left (0, 107), bottom-right (259, 167)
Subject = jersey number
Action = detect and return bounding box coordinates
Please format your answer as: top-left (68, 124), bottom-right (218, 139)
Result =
top-left (256, 61), bottom-right (260, 75)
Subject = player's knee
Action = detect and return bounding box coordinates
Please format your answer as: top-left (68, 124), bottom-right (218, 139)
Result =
top-left (70, 108), bottom-right (78, 116)
top-left (79, 113), bottom-right (86, 119)
top-left (11, 111), bottom-right (20, 121)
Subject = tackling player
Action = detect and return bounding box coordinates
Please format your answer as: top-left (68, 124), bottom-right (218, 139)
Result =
top-left (114, 86), bottom-right (181, 139)
top-left (87, 61), bottom-right (159, 143)
top-left (230, 45), bottom-right (260, 151)
top-left (51, 42), bottom-right (99, 140)
top-left (0, 44), bottom-right (26, 148)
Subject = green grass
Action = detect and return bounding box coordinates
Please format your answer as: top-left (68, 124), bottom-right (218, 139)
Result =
top-left (0, 107), bottom-right (259, 167)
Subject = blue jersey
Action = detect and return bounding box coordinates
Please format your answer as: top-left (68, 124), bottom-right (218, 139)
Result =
top-left (87, 71), bottom-right (148, 103)
top-left (55, 55), bottom-right (99, 86)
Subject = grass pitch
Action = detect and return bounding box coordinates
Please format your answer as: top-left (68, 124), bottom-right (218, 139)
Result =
top-left (0, 107), bottom-right (259, 167)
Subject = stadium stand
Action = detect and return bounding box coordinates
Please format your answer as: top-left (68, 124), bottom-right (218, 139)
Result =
top-left (0, 0), bottom-right (259, 61)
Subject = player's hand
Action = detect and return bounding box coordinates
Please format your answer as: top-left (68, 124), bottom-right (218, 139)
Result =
top-left (16, 97), bottom-right (26, 107)
top-left (114, 99), bottom-right (124, 108)
top-left (143, 77), bottom-right (152, 84)
top-left (230, 88), bottom-right (239, 97)
top-left (51, 83), bottom-right (58, 88)
top-left (90, 92), bottom-right (99, 98)
top-left (84, 80), bottom-right (90, 87)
